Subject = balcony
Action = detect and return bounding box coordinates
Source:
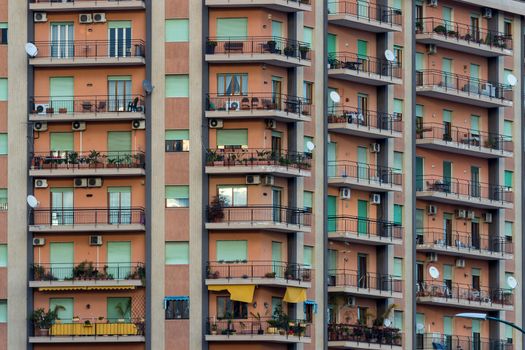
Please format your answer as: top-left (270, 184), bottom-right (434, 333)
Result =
top-left (29, 262), bottom-right (145, 289)
top-left (29, 318), bottom-right (145, 343)
top-left (328, 1), bottom-right (402, 33)
top-left (205, 36), bottom-right (311, 68)
top-left (205, 148), bottom-right (311, 178)
top-left (417, 281), bottom-right (513, 311)
top-left (328, 52), bottom-right (402, 85)
top-left (328, 324), bottom-right (402, 350)
top-left (328, 107), bottom-right (402, 139)
top-left (328, 216), bottom-right (403, 245)
top-left (416, 123), bottom-right (513, 158)
top-left (30, 151), bottom-right (146, 177)
top-left (416, 334), bottom-right (511, 350)
top-left (29, 95), bottom-right (146, 122)
top-left (416, 229), bottom-right (513, 260)
top-left (205, 0), bottom-right (311, 12)
top-left (29, 207), bottom-right (146, 233)
top-left (29, 0), bottom-right (145, 12)
top-left (29, 40), bottom-right (146, 67)
top-left (328, 270), bottom-right (402, 299)
top-left (416, 18), bottom-right (512, 57)
top-left (416, 70), bottom-right (512, 108)
top-left (206, 261), bottom-right (311, 288)
top-left (206, 93), bottom-right (312, 122)
top-left (205, 317), bottom-right (311, 343)
top-left (416, 176), bottom-right (513, 209)
top-left (205, 205), bottom-right (311, 233)
top-left (328, 161), bottom-right (402, 192)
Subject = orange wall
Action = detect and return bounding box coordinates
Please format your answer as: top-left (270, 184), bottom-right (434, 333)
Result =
top-left (208, 119), bottom-right (289, 150)
top-left (417, 148), bottom-right (489, 183)
top-left (208, 9), bottom-right (289, 38)
top-left (208, 64), bottom-right (288, 95)
top-left (208, 175), bottom-right (289, 206)
top-left (209, 232), bottom-right (288, 262)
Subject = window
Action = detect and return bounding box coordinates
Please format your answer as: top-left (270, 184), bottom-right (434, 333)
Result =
top-left (393, 152), bottom-right (403, 174)
top-left (165, 297), bottom-right (189, 319)
top-left (504, 69), bottom-right (513, 88)
top-left (0, 300), bottom-right (5, 323)
top-left (166, 186), bottom-right (189, 207)
top-left (393, 99), bottom-right (403, 119)
top-left (503, 120), bottom-right (513, 141)
top-left (216, 240), bottom-right (247, 261)
top-left (165, 19), bottom-right (189, 42)
top-left (166, 130), bottom-right (189, 152)
top-left (504, 170), bottom-right (513, 189)
top-left (415, 104), bottom-right (424, 131)
top-left (394, 205), bottom-right (403, 225)
top-left (304, 191), bottom-right (313, 212)
top-left (0, 189), bottom-right (6, 210)
top-left (0, 244), bottom-right (6, 267)
top-left (217, 186), bottom-right (247, 206)
top-left (505, 221), bottom-right (513, 242)
top-left (304, 302), bottom-right (314, 323)
top-left (506, 324), bottom-right (513, 343)
top-left (394, 310), bottom-right (403, 330)
top-left (166, 75), bottom-right (189, 98)
top-left (0, 133), bottom-right (6, 154)
top-left (107, 297), bottom-right (131, 322)
top-left (0, 78), bottom-right (6, 101)
top-left (393, 258), bottom-right (403, 279)
top-left (504, 19), bottom-right (512, 37)
top-left (216, 18), bottom-right (248, 38)
top-left (303, 27), bottom-right (313, 48)
top-left (505, 272), bottom-right (515, 291)
top-left (165, 242), bottom-right (189, 265)
top-left (271, 297), bottom-right (282, 317)
top-left (303, 81), bottom-right (313, 104)
top-left (0, 23), bottom-right (7, 45)
top-left (304, 246), bottom-right (313, 268)
top-left (108, 21), bottom-right (132, 58)
top-left (216, 297), bottom-right (247, 319)
top-left (217, 73), bottom-right (248, 96)
top-left (216, 129), bottom-right (248, 148)
top-left (393, 45), bottom-right (403, 67)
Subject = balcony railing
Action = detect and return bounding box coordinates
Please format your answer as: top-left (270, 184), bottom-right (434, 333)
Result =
top-left (416, 17), bottom-right (512, 50)
top-left (328, 0), bottom-right (402, 26)
top-left (32, 262), bottom-right (145, 282)
top-left (206, 205), bottom-right (311, 227)
top-left (416, 280), bottom-right (513, 307)
top-left (416, 175), bottom-right (512, 204)
top-left (206, 148), bottom-right (311, 170)
top-left (206, 36), bottom-right (311, 60)
top-left (33, 318), bottom-right (145, 338)
top-left (30, 207), bottom-right (146, 226)
top-left (206, 92), bottom-right (312, 116)
top-left (416, 69), bottom-right (512, 102)
top-left (417, 122), bottom-right (513, 153)
top-left (328, 323), bottom-right (402, 346)
top-left (328, 269), bottom-right (402, 293)
top-left (31, 151), bottom-right (145, 170)
top-left (416, 229), bottom-right (513, 255)
top-left (206, 260), bottom-right (311, 282)
top-left (206, 317), bottom-right (310, 338)
top-left (416, 333), bottom-right (512, 350)
top-left (31, 40), bottom-right (146, 59)
top-left (30, 95), bottom-right (145, 115)
top-left (328, 215), bottom-right (403, 240)
top-left (328, 52), bottom-right (401, 79)
top-left (328, 106), bottom-right (403, 133)
top-left (328, 160), bottom-right (402, 187)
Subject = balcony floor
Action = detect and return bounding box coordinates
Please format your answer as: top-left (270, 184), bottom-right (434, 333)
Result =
top-left (328, 340), bottom-right (403, 350)
top-left (205, 54), bottom-right (310, 68)
top-left (29, 279), bottom-right (143, 289)
top-left (206, 334), bottom-right (311, 343)
top-left (29, 57), bottom-right (146, 67)
top-left (328, 15), bottom-right (402, 33)
top-left (29, 336), bottom-right (145, 343)
top-left (30, 168), bottom-right (145, 178)
top-left (29, 223), bottom-right (146, 233)
top-left (417, 296), bottom-right (513, 312)
top-left (416, 139), bottom-right (512, 159)
top-left (205, 222), bottom-right (311, 234)
top-left (206, 165), bottom-right (310, 178)
top-left (29, 0), bottom-right (145, 11)
top-left (416, 33), bottom-right (512, 57)
top-left (417, 244), bottom-right (512, 261)
top-left (328, 285), bottom-right (402, 299)
top-left (416, 191), bottom-right (513, 209)
top-left (29, 112), bottom-right (145, 123)
top-left (416, 86), bottom-right (512, 108)
top-left (205, 0), bottom-right (311, 12)
top-left (328, 177), bottom-right (402, 192)
top-left (328, 123), bottom-right (401, 139)
top-left (205, 109), bottom-right (311, 123)
top-left (329, 69), bottom-right (401, 86)
top-left (206, 278), bottom-right (311, 289)
top-left (328, 231), bottom-right (402, 246)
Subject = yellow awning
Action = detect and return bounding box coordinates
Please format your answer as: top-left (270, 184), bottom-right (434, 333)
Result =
top-left (39, 286), bottom-right (136, 292)
top-left (208, 284), bottom-right (255, 303)
top-left (283, 286), bottom-right (307, 303)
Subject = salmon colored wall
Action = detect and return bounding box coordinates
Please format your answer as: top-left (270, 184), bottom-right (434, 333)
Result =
top-left (209, 231), bottom-right (288, 262)
top-left (416, 201), bottom-right (492, 234)
top-left (208, 176), bottom-right (288, 206)
top-left (327, 79), bottom-right (378, 111)
top-left (35, 345), bottom-right (143, 350)
top-left (208, 9), bottom-right (289, 38)
top-left (331, 295), bottom-right (379, 325)
top-left (422, 1), bottom-right (489, 29)
top-left (417, 304), bottom-right (490, 337)
top-left (166, 42), bottom-right (189, 74)
top-left (329, 133), bottom-right (378, 166)
top-left (327, 186), bottom-right (380, 222)
top-left (327, 25), bottom-right (377, 56)
top-left (210, 343), bottom-right (286, 350)
top-left (165, 0), bottom-right (188, 18)
top-left (416, 253), bottom-right (489, 286)
top-left (417, 148), bottom-right (489, 183)
top-left (165, 320), bottom-right (189, 350)
top-left (208, 64), bottom-right (288, 95)
top-left (166, 154), bottom-right (189, 184)
top-left (0, 324), bottom-right (5, 350)
top-left (0, 158), bottom-right (5, 188)
top-left (208, 120), bottom-right (289, 150)
top-left (328, 240), bottom-right (378, 274)
top-left (0, 47), bottom-right (6, 77)
top-left (165, 209), bottom-right (189, 241)
top-left (165, 265), bottom-right (189, 296)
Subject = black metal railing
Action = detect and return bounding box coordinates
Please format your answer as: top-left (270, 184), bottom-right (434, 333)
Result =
top-left (328, 52), bottom-right (401, 79)
top-left (206, 317), bottom-right (310, 338)
top-left (31, 39), bottom-right (145, 59)
top-left (206, 92), bottom-right (312, 116)
top-left (32, 262), bottom-right (145, 282)
top-left (31, 151), bottom-right (145, 170)
top-left (328, 0), bottom-right (402, 26)
top-left (416, 17), bottom-right (512, 50)
top-left (206, 260), bottom-right (311, 282)
top-left (416, 175), bottom-right (512, 204)
top-left (327, 269), bottom-right (402, 293)
top-left (328, 106), bottom-right (403, 133)
top-left (206, 148), bottom-right (311, 170)
top-left (206, 36), bottom-right (311, 60)
top-left (416, 229), bottom-right (513, 255)
top-left (416, 122), bottom-right (513, 153)
top-left (328, 215), bottom-right (403, 240)
top-left (30, 95), bottom-right (145, 115)
top-left (328, 323), bottom-right (402, 346)
top-left (328, 160), bottom-right (402, 187)
top-left (30, 207), bottom-right (146, 226)
top-left (416, 69), bottom-right (512, 102)
top-left (206, 205), bottom-right (311, 227)
top-left (33, 318), bottom-right (145, 338)
top-left (416, 334), bottom-right (512, 350)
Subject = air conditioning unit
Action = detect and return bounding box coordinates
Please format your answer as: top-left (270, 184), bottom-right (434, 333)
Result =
top-left (427, 44), bottom-right (437, 55)
top-left (34, 179), bottom-right (48, 188)
top-left (225, 100), bottom-right (240, 111)
top-left (340, 187), bottom-right (351, 200)
top-left (456, 258), bottom-right (466, 268)
top-left (484, 212), bottom-right (493, 223)
top-left (72, 121), bottom-right (86, 131)
top-left (427, 0), bottom-right (438, 7)
top-left (427, 252), bottom-right (438, 262)
top-left (33, 121), bottom-right (48, 132)
top-left (32, 238), bottom-right (45, 246)
top-left (79, 13), bottom-right (93, 24)
top-left (74, 178), bottom-right (88, 188)
top-left (89, 235), bottom-right (103, 246)
top-left (345, 296), bottom-right (356, 307)
top-left (428, 205), bottom-right (437, 216)
top-left (371, 193), bottom-right (381, 204)
top-left (209, 119), bottom-right (223, 129)
top-left (92, 13), bottom-right (107, 23)
top-left (467, 210), bottom-right (475, 220)
top-left (246, 175), bottom-right (261, 185)
top-left (456, 209), bottom-right (467, 219)
top-left (35, 104), bottom-right (49, 115)
top-left (265, 119), bottom-right (276, 129)
top-left (87, 178), bottom-right (103, 188)
top-left (262, 175), bottom-right (275, 186)
top-left (34, 12), bottom-right (48, 23)
top-left (370, 143), bottom-right (381, 153)
top-left (132, 120), bottom-right (146, 130)
top-left (482, 7), bottom-right (493, 19)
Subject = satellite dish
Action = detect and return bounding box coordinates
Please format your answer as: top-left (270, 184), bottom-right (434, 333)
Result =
top-left (507, 276), bottom-right (518, 289)
top-left (142, 80), bottom-right (154, 95)
top-left (306, 141), bottom-right (315, 152)
top-left (27, 195), bottom-right (39, 209)
top-left (428, 266), bottom-right (440, 279)
top-left (25, 43), bottom-right (38, 58)
top-left (416, 323), bottom-right (425, 331)
top-left (507, 74), bottom-right (517, 87)
top-left (329, 91), bottom-right (340, 103)
top-left (384, 49), bottom-right (395, 62)
top-left (383, 319), bottom-right (392, 327)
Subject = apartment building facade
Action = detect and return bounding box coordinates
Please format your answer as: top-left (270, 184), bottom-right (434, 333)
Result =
top-left (1, 0), bottom-right (524, 350)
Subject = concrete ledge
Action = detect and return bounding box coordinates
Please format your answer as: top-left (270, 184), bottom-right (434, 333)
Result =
top-left (328, 231), bottom-right (402, 246)
top-left (328, 177), bottom-right (402, 192)
top-left (205, 54), bottom-right (311, 68)
top-left (205, 334), bottom-right (311, 343)
top-left (29, 1), bottom-right (145, 11)
top-left (328, 15), bottom-right (402, 33)
top-left (205, 110), bottom-right (312, 123)
top-left (205, 165), bottom-right (311, 178)
top-left (205, 222), bottom-right (311, 234)
top-left (328, 285), bottom-right (402, 299)
top-left (416, 86), bottom-right (513, 108)
top-left (416, 139), bottom-right (512, 159)
top-left (417, 296), bottom-right (513, 312)
top-left (416, 33), bottom-right (512, 57)
top-left (417, 244), bottom-right (512, 261)
top-left (328, 340), bottom-right (403, 350)
top-left (29, 224), bottom-right (146, 233)
top-left (416, 191), bottom-right (513, 209)
top-left (29, 279), bottom-right (143, 288)
top-left (205, 0), bottom-right (311, 12)
top-left (328, 123), bottom-right (402, 139)
top-left (30, 168), bottom-right (146, 178)
top-left (29, 112), bottom-right (145, 123)
top-left (29, 57), bottom-right (146, 67)
top-left (29, 336), bottom-right (146, 343)
top-left (328, 69), bottom-right (402, 86)
top-left (206, 277), bottom-right (311, 289)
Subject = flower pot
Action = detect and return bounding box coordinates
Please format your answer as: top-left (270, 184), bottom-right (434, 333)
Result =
top-left (35, 328), bottom-right (49, 337)
top-left (59, 108), bottom-right (67, 114)
top-left (267, 327), bottom-right (277, 334)
top-left (211, 330), bottom-right (217, 335)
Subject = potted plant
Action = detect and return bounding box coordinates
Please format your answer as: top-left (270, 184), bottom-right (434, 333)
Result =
top-left (30, 308), bottom-right (60, 337)
top-left (433, 25), bottom-right (447, 35)
top-left (299, 45), bottom-right (309, 59)
top-left (33, 264), bottom-right (45, 280)
top-left (415, 21), bottom-right (423, 33)
top-left (207, 195), bottom-right (227, 222)
top-left (46, 107), bottom-right (54, 114)
top-left (59, 107), bottom-right (67, 114)
top-left (87, 150), bottom-right (101, 167)
top-left (206, 40), bottom-right (217, 54)
top-left (115, 299), bottom-right (131, 323)
top-left (264, 271), bottom-right (276, 278)
top-left (210, 323), bottom-right (218, 335)
top-left (283, 46), bottom-right (295, 57)
top-left (266, 40), bottom-right (277, 52)
top-left (266, 319), bottom-right (278, 334)
top-left (83, 320), bottom-right (92, 327)
top-left (250, 312), bottom-right (264, 335)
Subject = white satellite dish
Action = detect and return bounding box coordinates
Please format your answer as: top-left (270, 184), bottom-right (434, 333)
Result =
top-left (507, 74), bottom-right (517, 87)
top-left (384, 49), bottom-right (395, 62)
top-left (507, 276), bottom-right (518, 289)
top-left (416, 323), bottom-right (425, 331)
top-left (142, 80), bottom-right (154, 95)
top-left (27, 195), bottom-right (39, 209)
top-left (25, 43), bottom-right (38, 58)
top-left (306, 141), bottom-right (315, 152)
top-left (428, 266), bottom-right (440, 279)
top-left (329, 91), bottom-right (341, 104)
top-left (383, 319), bottom-right (392, 327)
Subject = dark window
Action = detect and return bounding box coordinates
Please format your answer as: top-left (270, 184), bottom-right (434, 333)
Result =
top-left (305, 304), bottom-right (313, 323)
top-left (217, 297), bottom-right (247, 319)
top-left (0, 29), bottom-right (6, 45)
top-left (165, 139), bottom-right (189, 152)
top-left (165, 299), bottom-right (189, 319)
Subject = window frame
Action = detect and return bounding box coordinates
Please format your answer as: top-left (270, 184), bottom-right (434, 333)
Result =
top-left (165, 298), bottom-right (190, 319)
top-left (216, 296), bottom-right (247, 319)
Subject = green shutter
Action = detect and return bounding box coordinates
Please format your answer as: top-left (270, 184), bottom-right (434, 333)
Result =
top-left (506, 325), bottom-right (513, 341)
top-left (472, 319), bottom-right (481, 333)
top-left (393, 258), bottom-right (403, 278)
top-left (505, 171), bottom-right (513, 188)
top-left (470, 64), bottom-right (480, 80)
top-left (416, 313), bottom-right (425, 334)
top-left (50, 132), bottom-right (74, 151)
top-left (470, 115), bottom-right (480, 133)
top-left (107, 75), bottom-right (131, 81)
top-left (394, 152), bottom-right (403, 173)
top-left (442, 58), bottom-right (452, 74)
top-left (165, 19), bottom-right (189, 42)
top-left (416, 53), bottom-right (424, 71)
top-left (442, 7), bottom-right (452, 30)
top-left (271, 21), bottom-right (282, 38)
top-left (50, 77), bottom-right (74, 109)
top-left (443, 316), bottom-right (453, 335)
top-left (327, 196), bottom-right (337, 232)
top-left (216, 240), bottom-right (247, 261)
top-left (394, 311), bottom-right (403, 330)
top-left (107, 186), bottom-right (131, 193)
top-left (505, 272), bottom-right (514, 289)
top-left (0, 244), bottom-right (6, 267)
top-left (504, 120), bottom-right (513, 140)
top-left (108, 131), bottom-right (131, 153)
top-left (107, 297), bottom-right (131, 322)
top-left (443, 110), bottom-right (452, 123)
top-left (393, 0), bottom-right (402, 10)
top-left (50, 298), bottom-right (74, 321)
top-left (0, 134), bottom-right (6, 154)
top-left (0, 23), bottom-right (7, 29)
top-left (303, 191), bottom-right (313, 209)
top-left (394, 205), bottom-right (403, 225)
top-left (165, 185), bottom-right (189, 199)
top-left (0, 189), bottom-right (6, 208)
top-left (166, 130), bottom-right (189, 140)
top-left (0, 300), bottom-right (5, 323)
top-left (166, 75), bottom-right (189, 98)
top-left (0, 78), bottom-right (7, 101)
top-left (393, 99), bottom-right (403, 114)
top-left (415, 104), bottom-right (423, 117)
top-left (165, 242), bottom-right (189, 264)
top-left (303, 27), bottom-right (313, 48)
top-left (216, 129), bottom-right (248, 147)
top-left (472, 268), bottom-right (481, 277)
top-left (327, 34), bottom-right (337, 55)
top-left (303, 246), bottom-right (313, 268)
top-left (272, 241), bottom-right (282, 262)
top-left (328, 249), bottom-right (337, 271)
top-left (505, 222), bottom-right (513, 237)
top-left (50, 243), bottom-right (74, 266)
top-left (327, 142), bottom-right (337, 177)
top-left (357, 40), bottom-right (368, 59)
top-left (304, 136), bottom-right (314, 153)
top-left (216, 18), bottom-right (248, 38)
top-left (443, 265), bottom-right (453, 280)
top-left (108, 21), bottom-right (132, 29)
top-left (107, 241), bottom-right (131, 279)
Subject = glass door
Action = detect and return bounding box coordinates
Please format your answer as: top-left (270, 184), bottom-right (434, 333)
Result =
top-left (357, 0), bottom-right (368, 18)
top-left (107, 131), bottom-right (132, 163)
top-left (357, 93), bottom-right (368, 125)
top-left (442, 7), bottom-right (452, 31)
top-left (108, 76), bottom-right (132, 112)
top-left (443, 316), bottom-right (453, 348)
top-left (50, 22), bottom-right (74, 58)
top-left (107, 241), bottom-right (131, 280)
top-left (272, 188), bottom-right (282, 223)
top-left (443, 264), bottom-right (453, 296)
top-left (357, 254), bottom-right (368, 288)
top-left (470, 115), bottom-right (480, 144)
top-left (470, 64), bottom-right (480, 93)
top-left (442, 58), bottom-right (453, 88)
top-left (472, 319), bottom-right (481, 350)
top-left (107, 297), bottom-right (132, 323)
top-left (50, 298), bottom-right (74, 322)
top-left (327, 87), bottom-right (339, 114)
top-left (416, 52), bottom-right (424, 85)
top-left (108, 21), bottom-right (132, 57)
top-left (471, 166), bottom-right (480, 197)
top-left (51, 188), bottom-right (73, 225)
top-left (442, 110), bottom-right (452, 141)
top-left (327, 249), bottom-right (337, 285)
top-left (416, 157), bottom-right (424, 191)
top-left (443, 160), bottom-right (452, 192)
top-left (416, 208), bottom-right (424, 244)
top-left (470, 16), bottom-right (480, 42)
top-left (50, 242), bottom-right (74, 280)
top-left (108, 187), bottom-right (131, 224)
top-left (271, 77), bottom-right (282, 110)
top-left (471, 219), bottom-right (480, 249)
top-left (444, 213), bottom-right (453, 246)
top-left (272, 241), bottom-right (282, 277)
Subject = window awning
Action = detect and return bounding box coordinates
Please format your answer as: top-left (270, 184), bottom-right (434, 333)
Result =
top-left (304, 299), bottom-right (318, 314)
top-left (38, 286), bottom-right (136, 292)
top-left (283, 286), bottom-right (307, 303)
top-left (208, 284), bottom-right (255, 303)
top-left (164, 296), bottom-right (189, 309)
